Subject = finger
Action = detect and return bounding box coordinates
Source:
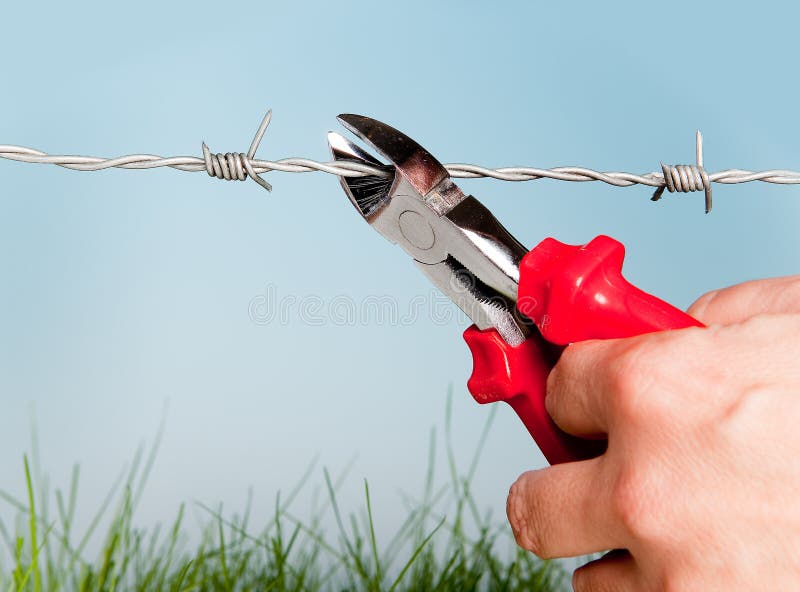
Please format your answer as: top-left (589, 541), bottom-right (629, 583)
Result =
top-left (687, 275), bottom-right (800, 325)
top-left (545, 339), bottom-right (620, 437)
top-left (507, 458), bottom-right (624, 559)
top-left (572, 550), bottom-right (639, 592)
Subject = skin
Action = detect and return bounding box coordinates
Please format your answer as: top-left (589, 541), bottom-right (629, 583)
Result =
top-left (506, 276), bottom-right (800, 591)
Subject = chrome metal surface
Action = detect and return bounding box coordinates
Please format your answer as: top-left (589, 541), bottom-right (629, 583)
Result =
top-left (337, 114), bottom-right (453, 200)
top-left (327, 131), bottom-right (394, 218)
top-left (330, 114), bottom-right (532, 346)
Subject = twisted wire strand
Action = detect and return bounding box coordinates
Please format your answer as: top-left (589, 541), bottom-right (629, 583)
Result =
top-left (2, 110), bottom-right (800, 212)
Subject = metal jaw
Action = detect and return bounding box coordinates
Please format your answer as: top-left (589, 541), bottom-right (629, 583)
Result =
top-left (329, 115), bottom-right (533, 346)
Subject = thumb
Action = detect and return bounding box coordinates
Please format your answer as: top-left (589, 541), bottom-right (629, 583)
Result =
top-left (687, 276), bottom-right (800, 325)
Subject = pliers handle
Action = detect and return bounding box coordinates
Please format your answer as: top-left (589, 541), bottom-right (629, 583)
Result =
top-left (465, 235), bottom-right (702, 464)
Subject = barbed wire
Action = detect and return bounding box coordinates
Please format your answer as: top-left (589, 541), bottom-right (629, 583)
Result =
top-left (2, 110), bottom-right (800, 212)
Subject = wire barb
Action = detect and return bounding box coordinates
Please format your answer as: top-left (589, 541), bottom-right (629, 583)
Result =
top-left (651, 130), bottom-right (713, 213)
top-left (1, 110), bottom-right (800, 212)
top-left (201, 109), bottom-right (273, 191)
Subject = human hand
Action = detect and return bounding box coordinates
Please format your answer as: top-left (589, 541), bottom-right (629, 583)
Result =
top-left (506, 276), bottom-right (800, 591)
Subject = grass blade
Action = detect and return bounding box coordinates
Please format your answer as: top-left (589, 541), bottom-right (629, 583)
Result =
top-left (363, 480), bottom-right (382, 590)
top-left (23, 455), bottom-right (41, 592)
top-left (388, 516), bottom-right (445, 592)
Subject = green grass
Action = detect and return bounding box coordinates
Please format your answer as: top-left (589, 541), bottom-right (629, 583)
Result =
top-left (0, 398), bottom-right (565, 591)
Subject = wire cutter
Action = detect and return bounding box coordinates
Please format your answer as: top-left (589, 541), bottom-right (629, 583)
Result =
top-left (328, 115), bottom-right (702, 464)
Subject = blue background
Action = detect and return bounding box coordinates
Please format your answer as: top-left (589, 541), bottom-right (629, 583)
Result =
top-left (1, 0), bottom-right (798, 551)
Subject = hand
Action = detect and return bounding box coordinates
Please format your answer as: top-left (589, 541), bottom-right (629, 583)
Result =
top-left (506, 276), bottom-right (800, 591)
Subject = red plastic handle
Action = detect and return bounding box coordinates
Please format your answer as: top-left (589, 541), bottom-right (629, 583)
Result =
top-left (465, 235), bottom-right (703, 465)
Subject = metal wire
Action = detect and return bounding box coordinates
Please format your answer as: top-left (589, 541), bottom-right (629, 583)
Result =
top-left (651, 131), bottom-right (713, 213)
top-left (2, 110), bottom-right (800, 212)
top-left (202, 110), bottom-right (273, 191)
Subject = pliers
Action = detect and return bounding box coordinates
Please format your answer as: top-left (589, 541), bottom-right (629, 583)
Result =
top-left (328, 115), bottom-right (703, 465)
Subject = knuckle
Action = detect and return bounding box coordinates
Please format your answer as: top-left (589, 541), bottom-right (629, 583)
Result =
top-left (548, 342), bottom-right (580, 389)
top-left (604, 341), bottom-right (658, 422)
top-left (610, 465), bottom-right (667, 544)
top-left (506, 472), bottom-right (553, 558)
top-left (605, 329), bottom-right (703, 426)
